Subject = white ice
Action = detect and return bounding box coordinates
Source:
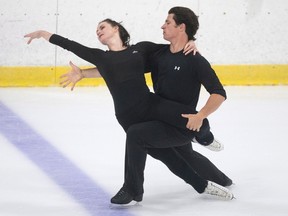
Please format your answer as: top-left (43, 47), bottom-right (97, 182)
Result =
top-left (0, 86), bottom-right (288, 216)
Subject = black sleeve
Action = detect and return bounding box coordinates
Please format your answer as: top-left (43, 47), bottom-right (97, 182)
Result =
top-left (49, 34), bottom-right (104, 65)
top-left (195, 55), bottom-right (227, 99)
top-left (135, 42), bottom-right (166, 73)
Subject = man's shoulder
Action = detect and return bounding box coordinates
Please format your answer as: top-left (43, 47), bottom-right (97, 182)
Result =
top-left (186, 52), bottom-right (202, 58)
top-left (186, 52), bottom-right (209, 63)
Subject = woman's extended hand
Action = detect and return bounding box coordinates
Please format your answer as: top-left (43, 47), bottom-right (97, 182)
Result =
top-left (60, 61), bottom-right (84, 91)
top-left (24, 30), bottom-right (52, 44)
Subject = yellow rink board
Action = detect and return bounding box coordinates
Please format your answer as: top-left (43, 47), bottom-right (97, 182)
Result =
top-left (0, 65), bottom-right (288, 87)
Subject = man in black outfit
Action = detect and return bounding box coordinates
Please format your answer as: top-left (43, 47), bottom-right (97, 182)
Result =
top-left (111, 6), bottom-right (233, 204)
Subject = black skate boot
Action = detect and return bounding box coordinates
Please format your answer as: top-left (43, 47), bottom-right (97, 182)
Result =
top-left (110, 187), bottom-right (143, 205)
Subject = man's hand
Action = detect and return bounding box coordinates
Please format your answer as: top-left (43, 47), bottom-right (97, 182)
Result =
top-left (60, 61), bottom-right (84, 91)
top-left (181, 113), bottom-right (204, 131)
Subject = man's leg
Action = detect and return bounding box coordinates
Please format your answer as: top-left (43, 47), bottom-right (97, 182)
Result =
top-left (124, 122), bottom-right (206, 194)
top-left (111, 121), bottom-right (233, 204)
top-left (111, 122), bottom-right (207, 204)
top-left (126, 121), bottom-right (232, 187)
top-left (148, 145), bottom-right (232, 187)
top-left (147, 147), bottom-right (206, 186)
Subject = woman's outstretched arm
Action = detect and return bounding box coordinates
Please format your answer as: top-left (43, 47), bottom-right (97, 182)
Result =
top-left (24, 30), bottom-right (52, 44)
top-left (60, 61), bottom-right (101, 91)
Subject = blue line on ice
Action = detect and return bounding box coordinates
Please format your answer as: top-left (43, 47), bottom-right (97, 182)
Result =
top-left (0, 101), bottom-right (133, 216)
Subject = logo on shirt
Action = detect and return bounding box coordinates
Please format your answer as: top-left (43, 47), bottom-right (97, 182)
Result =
top-left (174, 66), bottom-right (181, 71)
top-left (132, 50), bottom-right (138, 54)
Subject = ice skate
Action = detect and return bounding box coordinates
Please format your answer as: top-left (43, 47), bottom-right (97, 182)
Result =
top-left (110, 187), bottom-right (143, 206)
top-left (192, 138), bottom-right (224, 152)
top-left (203, 181), bottom-right (234, 200)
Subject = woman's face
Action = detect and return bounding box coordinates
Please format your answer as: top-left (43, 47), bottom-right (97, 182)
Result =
top-left (96, 21), bottom-right (119, 45)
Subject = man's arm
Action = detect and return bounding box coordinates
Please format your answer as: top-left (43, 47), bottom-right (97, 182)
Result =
top-left (198, 94), bottom-right (225, 119)
top-left (182, 94), bottom-right (225, 131)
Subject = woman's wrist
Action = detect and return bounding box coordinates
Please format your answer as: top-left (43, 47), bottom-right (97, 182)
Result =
top-left (80, 69), bottom-right (85, 79)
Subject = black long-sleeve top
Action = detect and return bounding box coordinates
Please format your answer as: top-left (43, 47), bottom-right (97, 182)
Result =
top-left (50, 34), bottom-right (163, 115)
top-left (149, 45), bottom-right (226, 110)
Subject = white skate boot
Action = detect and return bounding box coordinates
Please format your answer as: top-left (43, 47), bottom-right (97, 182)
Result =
top-left (204, 181), bottom-right (234, 200)
top-left (192, 138), bottom-right (224, 152)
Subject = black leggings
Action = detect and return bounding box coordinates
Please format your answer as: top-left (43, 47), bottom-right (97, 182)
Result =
top-left (148, 144), bottom-right (232, 188)
top-left (122, 120), bottom-right (232, 196)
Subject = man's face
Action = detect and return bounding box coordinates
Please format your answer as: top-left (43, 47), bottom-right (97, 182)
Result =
top-left (161, 14), bottom-right (180, 41)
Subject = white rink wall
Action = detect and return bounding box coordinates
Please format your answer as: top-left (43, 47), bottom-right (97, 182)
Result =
top-left (1, 0), bottom-right (288, 67)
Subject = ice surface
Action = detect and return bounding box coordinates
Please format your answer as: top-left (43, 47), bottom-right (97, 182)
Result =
top-left (0, 86), bottom-right (287, 216)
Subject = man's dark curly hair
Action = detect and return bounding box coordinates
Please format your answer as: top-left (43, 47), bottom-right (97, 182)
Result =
top-left (168, 7), bottom-right (199, 41)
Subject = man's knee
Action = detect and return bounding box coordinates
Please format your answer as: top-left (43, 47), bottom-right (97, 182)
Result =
top-left (126, 123), bottom-right (143, 136)
top-left (126, 123), bottom-right (144, 143)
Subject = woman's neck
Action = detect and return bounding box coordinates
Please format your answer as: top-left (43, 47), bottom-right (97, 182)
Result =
top-left (109, 45), bottom-right (127, 51)
top-left (107, 37), bottom-right (127, 51)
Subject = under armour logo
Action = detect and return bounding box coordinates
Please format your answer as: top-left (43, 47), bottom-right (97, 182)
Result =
top-left (174, 66), bottom-right (180, 70)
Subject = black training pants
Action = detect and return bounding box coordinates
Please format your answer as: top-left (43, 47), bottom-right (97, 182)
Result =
top-left (123, 120), bottom-right (232, 196)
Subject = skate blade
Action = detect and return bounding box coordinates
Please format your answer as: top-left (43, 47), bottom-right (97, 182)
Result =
top-left (109, 201), bottom-right (142, 209)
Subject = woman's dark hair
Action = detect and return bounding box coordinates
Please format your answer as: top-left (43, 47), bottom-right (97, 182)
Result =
top-left (168, 7), bottom-right (199, 41)
top-left (100, 18), bottom-right (130, 47)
